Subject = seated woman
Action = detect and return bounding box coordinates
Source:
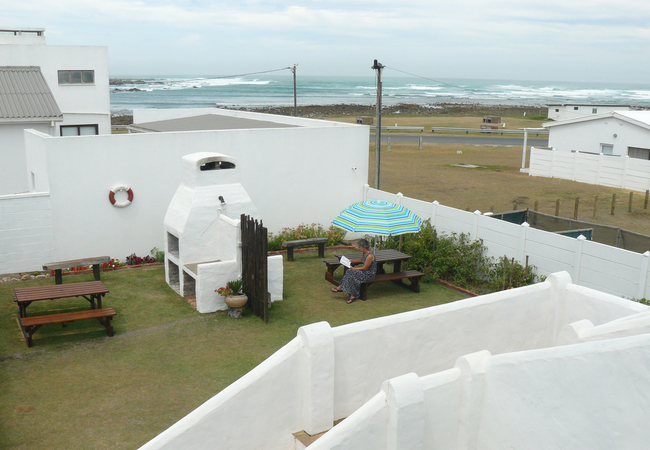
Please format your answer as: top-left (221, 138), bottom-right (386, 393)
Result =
top-left (331, 239), bottom-right (376, 304)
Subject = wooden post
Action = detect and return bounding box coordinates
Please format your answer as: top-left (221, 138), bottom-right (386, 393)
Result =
top-left (611, 193), bottom-right (616, 215)
top-left (418, 136), bottom-right (422, 150)
top-left (555, 199), bottom-right (560, 220)
top-left (387, 137), bottom-right (391, 152)
top-left (513, 201), bottom-right (518, 210)
top-left (629, 191), bottom-right (634, 213)
top-left (645, 190), bottom-right (649, 210)
top-left (593, 195), bottom-right (598, 219)
top-left (574, 197), bottom-right (579, 220)
top-left (533, 201), bottom-right (538, 211)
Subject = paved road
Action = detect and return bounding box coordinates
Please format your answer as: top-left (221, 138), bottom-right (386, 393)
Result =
top-left (370, 135), bottom-right (549, 147)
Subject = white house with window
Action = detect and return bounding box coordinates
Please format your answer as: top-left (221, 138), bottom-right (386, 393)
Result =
top-left (546, 104), bottom-right (631, 121)
top-left (544, 110), bottom-right (650, 158)
top-left (527, 111), bottom-right (650, 191)
top-left (0, 27), bottom-right (110, 194)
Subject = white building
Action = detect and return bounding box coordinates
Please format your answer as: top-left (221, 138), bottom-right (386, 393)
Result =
top-left (544, 110), bottom-right (650, 158)
top-left (0, 27), bottom-right (110, 195)
top-left (546, 104), bottom-right (631, 122)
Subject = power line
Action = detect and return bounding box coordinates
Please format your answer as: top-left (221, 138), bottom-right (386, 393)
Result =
top-left (209, 67), bottom-right (293, 80)
top-left (383, 66), bottom-right (468, 90)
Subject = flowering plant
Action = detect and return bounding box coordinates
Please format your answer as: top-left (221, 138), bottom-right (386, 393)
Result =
top-left (215, 279), bottom-right (244, 297)
top-left (216, 285), bottom-right (232, 297)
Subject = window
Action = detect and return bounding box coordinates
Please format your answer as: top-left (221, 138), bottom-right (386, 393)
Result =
top-left (574, 107), bottom-right (579, 111)
top-left (58, 70), bottom-right (94, 85)
top-left (555, 109), bottom-right (560, 112)
top-left (592, 108), bottom-right (598, 114)
top-left (600, 144), bottom-right (613, 155)
top-left (60, 124), bottom-right (98, 136)
top-left (628, 147), bottom-right (650, 160)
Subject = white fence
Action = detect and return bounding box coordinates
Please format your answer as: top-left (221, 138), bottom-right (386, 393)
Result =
top-left (529, 147), bottom-right (650, 192)
top-left (363, 186), bottom-right (650, 300)
top-left (0, 192), bottom-right (54, 274)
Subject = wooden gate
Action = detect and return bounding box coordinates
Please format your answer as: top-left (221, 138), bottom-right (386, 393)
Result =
top-left (240, 214), bottom-right (269, 323)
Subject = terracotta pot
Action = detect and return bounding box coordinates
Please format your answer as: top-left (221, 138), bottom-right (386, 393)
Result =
top-left (224, 294), bottom-right (248, 308)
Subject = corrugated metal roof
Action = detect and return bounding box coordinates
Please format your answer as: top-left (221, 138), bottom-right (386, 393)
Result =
top-left (0, 66), bottom-right (62, 121)
top-left (129, 114), bottom-right (300, 133)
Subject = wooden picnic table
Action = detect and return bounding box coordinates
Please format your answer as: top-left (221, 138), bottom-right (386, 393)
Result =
top-left (324, 249), bottom-right (412, 283)
top-left (43, 256), bottom-right (111, 284)
top-left (13, 281), bottom-right (114, 347)
top-left (323, 249), bottom-right (424, 300)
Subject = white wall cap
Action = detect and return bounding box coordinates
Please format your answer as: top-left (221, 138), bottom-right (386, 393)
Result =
top-left (455, 349), bottom-right (492, 377)
top-left (521, 222), bottom-right (530, 227)
top-left (473, 210), bottom-right (481, 215)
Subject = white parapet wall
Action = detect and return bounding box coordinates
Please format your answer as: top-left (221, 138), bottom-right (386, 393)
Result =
top-left (138, 272), bottom-right (648, 450)
top-left (310, 334), bottom-right (650, 450)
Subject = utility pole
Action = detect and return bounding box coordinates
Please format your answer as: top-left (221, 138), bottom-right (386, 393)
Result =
top-left (291, 63), bottom-right (298, 116)
top-left (372, 59), bottom-right (384, 190)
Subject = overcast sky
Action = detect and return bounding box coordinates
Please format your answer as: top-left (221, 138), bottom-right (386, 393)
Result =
top-left (2, 0), bottom-right (649, 83)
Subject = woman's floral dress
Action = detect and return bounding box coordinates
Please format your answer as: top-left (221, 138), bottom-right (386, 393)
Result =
top-left (340, 252), bottom-right (377, 299)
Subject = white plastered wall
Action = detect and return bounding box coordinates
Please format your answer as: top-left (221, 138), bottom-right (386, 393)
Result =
top-left (0, 123), bottom-right (52, 194)
top-left (138, 272), bottom-right (649, 450)
top-left (17, 113), bottom-right (367, 270)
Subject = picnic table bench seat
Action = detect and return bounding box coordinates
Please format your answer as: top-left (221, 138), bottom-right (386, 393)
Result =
top-left (359, 270), bottom-right (424, 300)
top-left (282, 237), bottom-right (328, 261)
top-left (20, 308), bottom-right (117, 347)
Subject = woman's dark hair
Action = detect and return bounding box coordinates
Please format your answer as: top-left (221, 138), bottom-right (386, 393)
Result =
top-left (357, 239), bottom-right (371, 250)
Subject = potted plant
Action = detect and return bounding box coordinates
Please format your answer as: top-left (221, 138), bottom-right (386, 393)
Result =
top-left (216, 279), bottom-right (248, 308)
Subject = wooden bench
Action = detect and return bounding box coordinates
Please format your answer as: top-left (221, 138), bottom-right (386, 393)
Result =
top-left (43, 256), bottom-right (111, 284)
top-left (20, 308), bottom-right (117, 347)
top-left (282, 238), bottom-right (328, 261)
top-left (359, 270), bottom-right (425, 301)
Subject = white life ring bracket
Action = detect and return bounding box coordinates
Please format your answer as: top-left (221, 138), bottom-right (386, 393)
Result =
top-left (109, 185), bottom-right (134, 208)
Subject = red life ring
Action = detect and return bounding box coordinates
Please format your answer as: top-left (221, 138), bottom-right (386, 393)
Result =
top-left (109, 185), bottom-right (134, 208)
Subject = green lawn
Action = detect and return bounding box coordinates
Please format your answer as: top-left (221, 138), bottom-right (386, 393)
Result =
top-left (0, 251), bottom-right (466, 450)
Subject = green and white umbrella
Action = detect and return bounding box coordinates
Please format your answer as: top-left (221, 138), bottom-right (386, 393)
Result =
top-left (332, 200), bottom-right (422, 236)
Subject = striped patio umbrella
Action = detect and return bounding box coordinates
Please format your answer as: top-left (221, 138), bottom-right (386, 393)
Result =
top-left (332, 200), bottom-right (422, 236)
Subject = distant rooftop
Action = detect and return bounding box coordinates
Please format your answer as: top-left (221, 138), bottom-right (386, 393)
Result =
top-left (128, 113), bottom-right (301, 133)
top-left (0, 27), bottom-right (46, 45)
top-left (0, 66), bottom-right (62, 121)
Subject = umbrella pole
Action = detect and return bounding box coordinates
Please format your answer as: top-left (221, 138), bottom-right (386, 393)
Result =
top-left (399, 235), bottom-right (403, 252)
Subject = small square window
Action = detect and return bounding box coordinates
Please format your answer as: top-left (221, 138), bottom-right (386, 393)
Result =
top-left (574, 107), bottom-right (579, 110)
top-left (592, 108), bottom-right (598, 114)
top-left (555, 109), bottom-right (559, 112)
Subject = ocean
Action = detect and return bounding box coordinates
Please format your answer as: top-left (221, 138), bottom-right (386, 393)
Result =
top-left (109, 75), bottom-right (650, 116)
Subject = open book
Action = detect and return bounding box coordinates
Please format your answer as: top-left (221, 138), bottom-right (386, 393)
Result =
top-left (340, 255), bottom-right (352, 268)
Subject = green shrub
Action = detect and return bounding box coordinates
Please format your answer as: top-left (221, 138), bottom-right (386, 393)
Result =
top-left (268, 223), bottom-right (346, 251)
top-left (367, 220), bottom-right (541, 294)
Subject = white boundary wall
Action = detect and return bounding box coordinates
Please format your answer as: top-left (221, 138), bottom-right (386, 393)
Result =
top-left (529, 147), bottom-right (650, 192)
top-left (138, 272), bottom-right (649, 450)
top-left (1, 112), bottom-right (368, 272)
top-left (363, 186), bottom-right (650, 300)
top-left (0, 192), bottom-right (54, 274)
